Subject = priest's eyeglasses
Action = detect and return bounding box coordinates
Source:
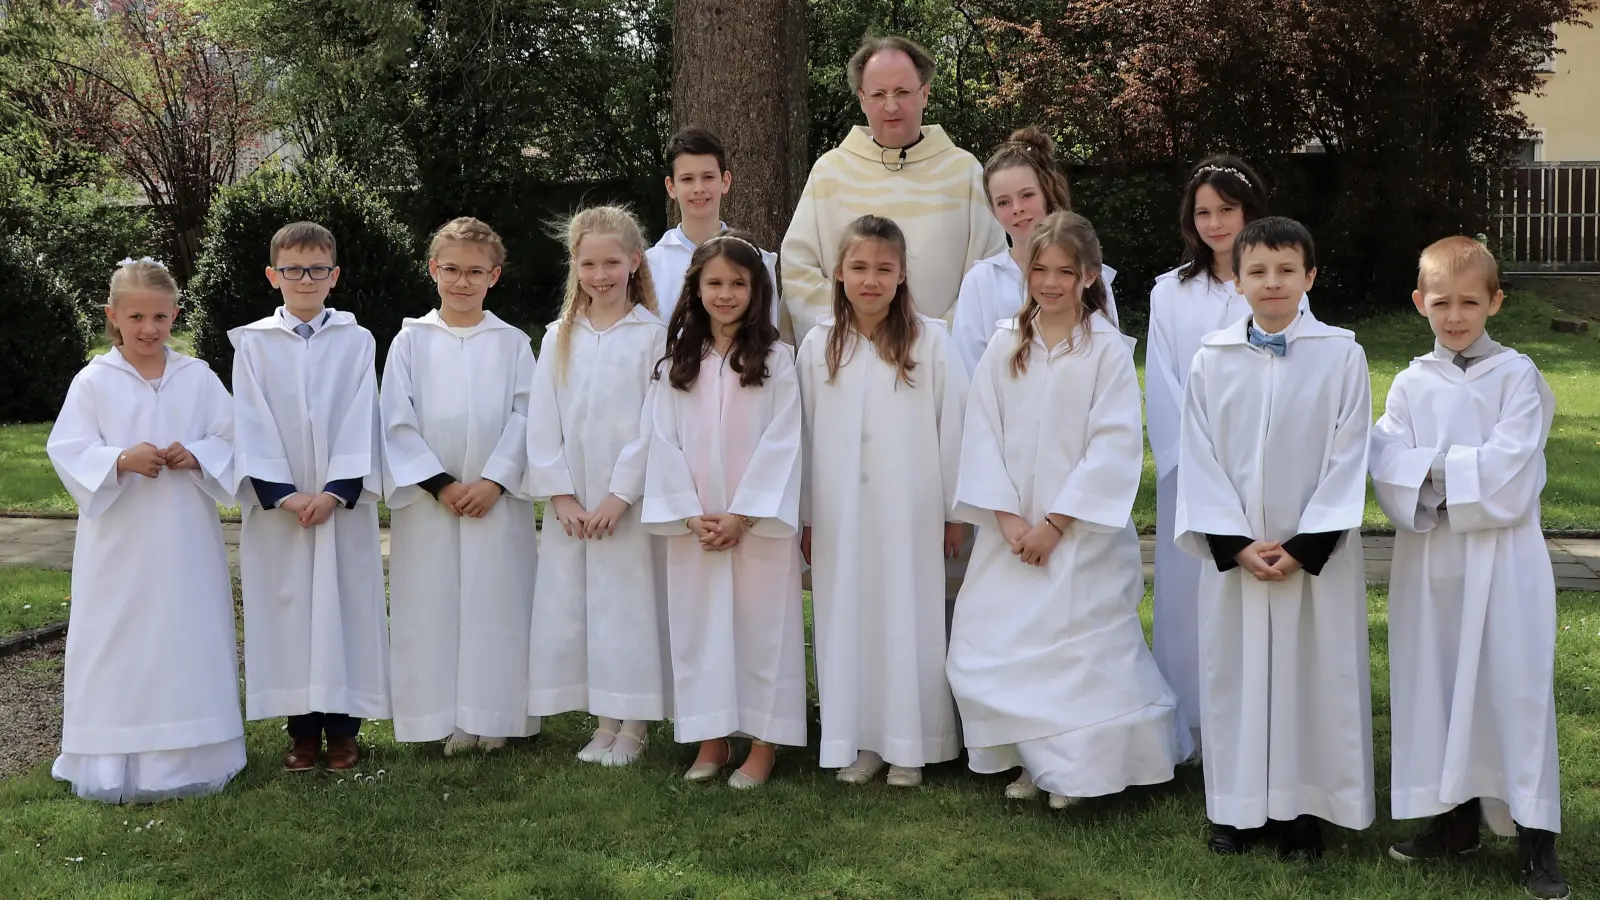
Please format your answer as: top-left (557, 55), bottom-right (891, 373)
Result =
top-left (436, 264), bottom-right (497, 286)
top-left (273, 265), bottom-right (335, 281)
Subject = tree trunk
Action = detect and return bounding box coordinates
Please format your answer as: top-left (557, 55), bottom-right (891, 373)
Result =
top-left (670, 0), bottom-right (809, 252)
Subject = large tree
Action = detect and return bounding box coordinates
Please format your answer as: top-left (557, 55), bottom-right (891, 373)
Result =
top-left (669, 0), bottom-right (808, 250)
top-left (25, 0), bottom-right (267, 282)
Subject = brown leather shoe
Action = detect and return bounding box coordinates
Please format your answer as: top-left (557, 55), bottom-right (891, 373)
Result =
top-left (325, 735), bottom-right (360, 771)
top-left (283, 735), bottom-right (320, 772)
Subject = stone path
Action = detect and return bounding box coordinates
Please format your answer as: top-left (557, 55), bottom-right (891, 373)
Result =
top-left (2, 515), bottom-right (1596, 591)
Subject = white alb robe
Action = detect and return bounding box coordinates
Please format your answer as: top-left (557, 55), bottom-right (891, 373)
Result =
top-left (47, 348), bottom-right (245, 803)
top-left (645, 224), bottom-right (781, 328)
top-left (1370, 349), bottom-right (1560, 834)
top-left (525, 306), bottom-right (672, 721)
top-left (950, 250), bottom-right (1119, 373)
top-left (381, 310), bottom-right (539, 741)
top-left (948, 315), bottom-right (1189, 797)
top-left (799, 315), bottom-right (967, 769)
top-left (229, 308), bottom-right (391, 721)
top-left (642, 345), bottom-right (807, 746)
top-left (1175, 311), bottom-right (1374, 830)
top-left (1146, 267), bottom-right (1311, 748)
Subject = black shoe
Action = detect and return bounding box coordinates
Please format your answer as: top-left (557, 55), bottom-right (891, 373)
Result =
top-left (1208, 822), bottom-right (1264, 855)
top-left (1275, 815), bottom-right (1325, 860)
top-left (1518, 826), bottom-right (1570, 900)
top-left (1388, 799), bottom-right (1481, 862)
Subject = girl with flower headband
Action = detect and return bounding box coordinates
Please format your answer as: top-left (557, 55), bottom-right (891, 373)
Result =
top-left (47, 259), bottom-right (245, 803)
top-left (641, 230), bottom-right (805, 789)
top-left (951, 127), bottom-right (1120, 374)
top-left (1144, 155), bottom-right (1310, 759)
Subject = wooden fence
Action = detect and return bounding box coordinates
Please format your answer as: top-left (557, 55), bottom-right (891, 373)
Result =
top-left (1491, 163), bottom-right (1600, 272)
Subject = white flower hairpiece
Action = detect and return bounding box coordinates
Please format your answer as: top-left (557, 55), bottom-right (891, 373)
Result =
top-left (1196, 165), bottom-right (1251, 188)
top-left (117, 256), bottom-right (167, 270)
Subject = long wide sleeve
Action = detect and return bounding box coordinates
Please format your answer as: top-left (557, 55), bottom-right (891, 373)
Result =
top-left (641, 377), bottom-right (702, 535)
top-left (481, 340), bottom-right (536, 500)
top-left (952, 338), bottom-right (1022, 524)
top-left (229, 337), bottom-right (296, 496)
top-left (524, 328), bottom-right (576, 501)
top-left (186, 370), bottom-right (238, 508)
top-left (1369, 378), bottom-right (1442, 534)
top-left (1144, 286), bottom-right (1185, 481)
top-left (379, 329), bottom-right (444, 510)
top-left (1174, 355), bottom-right (1253, 558)
top-left (1442, 365), bottom-right (1556, 533)
top-left (1049, 340), bottom-right (1144, 533)
top-left (325, 334), bottom-right (382, 501)
top-left (931, 326), bottom-right (970, 521)
top-left (729, 351), bottom-right (803, 536)
top-left (47, 372), bottom-right (128, 520)
top-left (1295, 347), bottom-right (1372, 535)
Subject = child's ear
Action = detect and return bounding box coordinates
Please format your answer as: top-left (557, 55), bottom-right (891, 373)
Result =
top-left (265, 265), bottom-right (280, 288)
top-left (629, 251), bottom-right (642, 273)
top-left (719, 169), bottom-right (733, 195)
top-left (1487, 289), bottom-right (1504, 316)
top-left (664, 176), bottom-right (678, 202)
top-left (1411, 290), bottom-right (1428, 316)
top-left (327, 266), bottom-right (341, 289)
top-left (1303, 266), bottom-right (1316, 293)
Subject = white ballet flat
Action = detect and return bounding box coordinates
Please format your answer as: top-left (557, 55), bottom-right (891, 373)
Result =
top-left (886, 765), bottom-right (923, 788)
top-left (576, 727), bottom-right (618, 764)
top-left (1049, 793), bottom-right (1083, 809)
top-left (602, 730), bottom-right (648, 767)
top-left (727, 769), bottom-right (766, 790)
top-left (1005, 770), bottom-right (1039, 800)
top-left (835, 754), bottom-right (886, 785)
top-left (684, 759), bottom-right (726, 782)
top-left (443, 730), bottom-right (478, 757)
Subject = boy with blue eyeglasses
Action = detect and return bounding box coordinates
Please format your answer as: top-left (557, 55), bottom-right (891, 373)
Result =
top-left (229, 222), bottom-right (390, 774)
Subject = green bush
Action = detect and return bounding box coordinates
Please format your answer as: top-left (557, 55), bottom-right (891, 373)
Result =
top-left (0, 152), bottom-right (158, 317)
top-left (0, 234), bottom-right (90, 423)
top-left (187, 157), bottom-right (433, 387)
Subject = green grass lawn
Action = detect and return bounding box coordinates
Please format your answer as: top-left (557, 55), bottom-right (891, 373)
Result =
top-left (6, 294), bottom-right (1598, 530)
top-left (0, 567), bottom-right (71, 637)
top-left (1, 587), bottom-right (1596, 898)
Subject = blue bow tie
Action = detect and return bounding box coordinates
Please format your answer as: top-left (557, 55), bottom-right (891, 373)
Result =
top-left (1248, 328), bottom-right (1287, 357)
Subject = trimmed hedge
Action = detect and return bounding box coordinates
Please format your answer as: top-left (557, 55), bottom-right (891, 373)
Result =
top-left (0, 234), bottom-right (89, 423)
top-left (187, 157), bottom-right (433, 386)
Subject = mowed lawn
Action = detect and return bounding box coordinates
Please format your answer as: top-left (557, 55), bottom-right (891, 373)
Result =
top-left (1, 586), bottom-right (1597, 898)
top-left (6, 292), bottom-right (1597, 531)
top-left (0, 566), bottom-right (71, 636)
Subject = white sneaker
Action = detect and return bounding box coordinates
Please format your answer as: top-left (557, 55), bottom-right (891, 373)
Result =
top-left (1005, 770), bottom-right (1039, 800)
top-left (886, 765), bottom-right (922, 788)
top-left (443, 729), bottom-right (478, 757)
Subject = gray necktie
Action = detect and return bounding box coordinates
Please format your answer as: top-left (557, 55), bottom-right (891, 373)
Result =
top-left (1452, 352), bottom-right (1469, 371)
top-left (294, 322), bottom-right (313, 340)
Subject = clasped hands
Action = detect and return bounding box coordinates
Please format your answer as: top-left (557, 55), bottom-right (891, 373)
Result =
top-left (116, 441), bottom-right (200, 478)
top-left (996, 511), bottom-right (1069, 567)
top-left (550, 493), bottom-right (628, 540)
top-left (437, 480), bottom-right (505, 519)
top-left (1234, 540), bottom-right (1303, 581)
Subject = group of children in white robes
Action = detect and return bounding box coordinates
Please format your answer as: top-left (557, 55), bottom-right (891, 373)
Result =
top-left (46, 131), bottom-right (1569, 898)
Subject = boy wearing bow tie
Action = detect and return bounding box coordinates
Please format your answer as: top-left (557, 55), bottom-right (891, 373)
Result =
top-left (1174, 217), bottom-right (1375, 860)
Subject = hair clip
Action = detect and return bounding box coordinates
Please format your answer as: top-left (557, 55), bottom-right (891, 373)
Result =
top-left (1195, 165), bottom-right (1251, 188)
top-left (117, 256), bottom-right (168, 270)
